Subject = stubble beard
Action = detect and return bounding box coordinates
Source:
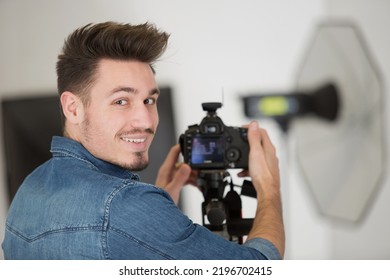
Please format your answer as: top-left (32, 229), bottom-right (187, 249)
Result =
top-left (121, 151), bottom-right (149, 171)
top-left (80, 117), bottom-right (153, 172)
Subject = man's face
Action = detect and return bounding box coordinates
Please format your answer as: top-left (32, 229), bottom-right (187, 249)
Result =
top-left (78, 59), bottom-right (159, 171)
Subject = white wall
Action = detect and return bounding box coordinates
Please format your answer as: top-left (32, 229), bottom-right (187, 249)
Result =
top-left (322, 0), bottom-right (390, 259)
top-left (4, 0), bottom-right (388, 260)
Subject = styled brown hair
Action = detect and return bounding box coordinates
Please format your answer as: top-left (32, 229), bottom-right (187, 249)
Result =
top-left (56, 21), bottom-right (169, 126)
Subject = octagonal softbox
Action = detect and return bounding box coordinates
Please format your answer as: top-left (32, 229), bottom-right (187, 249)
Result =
top-left (243, 21), bottom-right (385, 222)
top-left (293, 22), bottom-right (385, 221)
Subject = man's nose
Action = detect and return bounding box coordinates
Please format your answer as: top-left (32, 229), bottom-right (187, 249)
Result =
top-left (128, 103), bottom-right (155, 129)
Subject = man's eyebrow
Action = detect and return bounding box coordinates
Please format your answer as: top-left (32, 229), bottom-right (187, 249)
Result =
top-left (110, 87), bottom-right (160, 95)
top-left (149, 88), bottom-right (160, 96)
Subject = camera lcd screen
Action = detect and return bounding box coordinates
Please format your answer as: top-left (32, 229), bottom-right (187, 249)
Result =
top-left (191, 135), bottom-right (225, 165)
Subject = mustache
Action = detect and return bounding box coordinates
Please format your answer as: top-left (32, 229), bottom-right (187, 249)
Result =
top-left (118, 128), bottom-right (155, 136)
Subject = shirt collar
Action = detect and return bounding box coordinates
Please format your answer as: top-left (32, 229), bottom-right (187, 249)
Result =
top-left (50, 136), bottom-right (140, 181)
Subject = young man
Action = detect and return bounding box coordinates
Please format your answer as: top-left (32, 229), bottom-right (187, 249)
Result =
top-left (2, 22), bottom-right (284, 259)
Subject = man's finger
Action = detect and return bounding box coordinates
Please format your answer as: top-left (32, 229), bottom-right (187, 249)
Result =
top-left (164, 164), bottom-right (191, 204)
top-left (156, 144), bottom-right (181, 185)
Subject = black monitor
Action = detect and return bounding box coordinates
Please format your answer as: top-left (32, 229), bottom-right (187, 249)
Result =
top-left (1, 87), bottom-right (176, 203)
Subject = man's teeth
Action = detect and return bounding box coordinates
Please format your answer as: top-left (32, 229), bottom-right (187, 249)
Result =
top-left (121, 137), bottom-right (146, 143)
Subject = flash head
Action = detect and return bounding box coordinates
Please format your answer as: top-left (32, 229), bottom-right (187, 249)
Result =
top-left (202, 102), bottom-right (222, 114)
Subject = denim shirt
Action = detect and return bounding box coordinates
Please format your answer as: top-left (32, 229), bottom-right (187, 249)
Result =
top-left (2, 136), bottom-right (281, 260)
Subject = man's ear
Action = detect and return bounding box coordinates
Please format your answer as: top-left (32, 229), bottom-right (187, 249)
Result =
top-left (60, 91), bottom-right (84, 124)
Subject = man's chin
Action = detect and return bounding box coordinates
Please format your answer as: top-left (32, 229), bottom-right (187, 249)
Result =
top-left (121, 153), bottom-right (149, 171)
top-left (127, 162), bottom-right (149, 172)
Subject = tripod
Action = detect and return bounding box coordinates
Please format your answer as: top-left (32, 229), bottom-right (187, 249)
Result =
top-left (197, 170), bottom-right (256, 244)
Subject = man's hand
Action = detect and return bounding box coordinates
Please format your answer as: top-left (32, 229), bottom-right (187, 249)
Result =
top-left (241, 121), bottom-right (285, 258)
top-left (155, 144), bottom-right (196, 205)
top-left (239, 121), bottom-right (280, 197)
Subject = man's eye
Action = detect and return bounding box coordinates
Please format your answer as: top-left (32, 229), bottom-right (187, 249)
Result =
top-left (115, 99), bottom-right (128, 105)
top-left (144, 98), bottom-right (156, 105)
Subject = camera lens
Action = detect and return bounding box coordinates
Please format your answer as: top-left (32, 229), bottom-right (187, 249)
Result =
top-left (226, 148), bottom-right (240, 162)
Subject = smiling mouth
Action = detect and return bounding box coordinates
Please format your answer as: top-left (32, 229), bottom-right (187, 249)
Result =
top-left (120, 137), bottom-right (146, 143)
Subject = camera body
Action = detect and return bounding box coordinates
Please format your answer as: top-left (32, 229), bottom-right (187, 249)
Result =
top-left (179, 102), bottom-right (249, 170)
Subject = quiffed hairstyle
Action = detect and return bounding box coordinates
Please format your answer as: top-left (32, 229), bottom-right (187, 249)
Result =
top-left (56, 21), bottom-right (169, 104)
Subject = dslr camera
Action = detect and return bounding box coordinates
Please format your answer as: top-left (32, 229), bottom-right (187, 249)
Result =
top-left (179, 102), bottom-right (255, 241)
top-left (179, 102), bottom-right (249, 170)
